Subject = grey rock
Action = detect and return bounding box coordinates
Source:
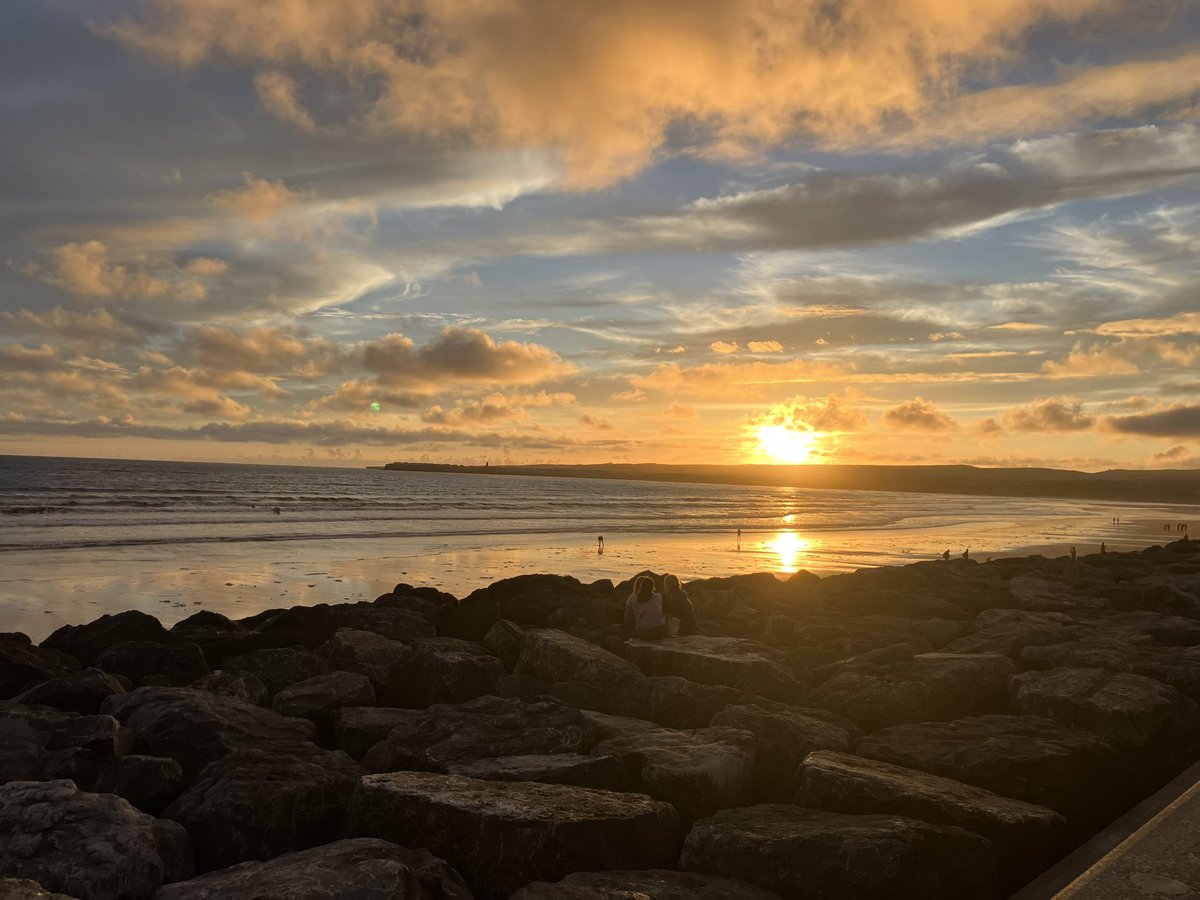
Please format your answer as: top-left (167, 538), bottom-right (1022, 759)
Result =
top-left (513, 628), bottom-right (641, 689)
top-left (445, 753), bottom-right (630, 791)
top-left (1020, 641), bottom-right (1200, 702)
top-left (345, 771), bottom-right (680, 899)
top-left (271, 671), bottom-right (376, 733)
top-left (0, 779), bottom-right (192, 900)
top-left (188, 670), bottom-right (270, 707)
top-left (41, 611), bottom-right (172, 667)
top-left (510, 869), bottom-right (782, 899)
top-left (680, 804), bottom-right (995, 900)
top-left (88, 754), bottom-right (184, 816)
top-left (0, 878), bottom-right (77, 899)
top-left (625, 636), bottom-right (805, 701)
top-left (483, 619), bottom-right (525, 671)
top-left (316, 629), bottom-right (415, 702)
top-left (333, 706), bottom-right (421, 760)
top-left (154, 838), bottom-right (470, 900)
top-left (95, 641), bottom-right (209, 688)
top-left (13, 668), bottom-right (127, 715)
top-left (0, 634), bottom-right (81, 699)
top-left (222, 647), bottom-right (329, 699)
top-left (164, 748), bottom-right (362, 872)
top-left (942, 608), bottom-right (1079, 656)
top-left (0, 705), bottom-right (129, 783)
top-left (388, 637), bottom-right (505, 708)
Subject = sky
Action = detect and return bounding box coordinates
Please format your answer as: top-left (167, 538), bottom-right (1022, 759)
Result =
top-left (3, 0), bottom-right (1200, 470)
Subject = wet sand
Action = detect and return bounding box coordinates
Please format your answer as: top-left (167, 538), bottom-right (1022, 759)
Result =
top-left (2, 504), bottom-right (1189, 643)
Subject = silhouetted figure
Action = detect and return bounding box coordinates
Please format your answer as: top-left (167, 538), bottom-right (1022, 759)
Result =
top-left (962, 548), bottom-right (969, 560)
top-left (942, 549), bottom-right (950, 561)
top-left (1100, 542), bottom-right (1106, 554)
top-left (736, 528), bottom-right (742, 550)
top-left (273, 506), bottom-right (280, 515)
top-left (597, 535), bottom-right (604, 555)
top-left (661, 573), bottom-right (698, 637)
top-left (622, 575), bottom-right (669, 640)
top-left (1070, 546), bottom-right (1077, 561)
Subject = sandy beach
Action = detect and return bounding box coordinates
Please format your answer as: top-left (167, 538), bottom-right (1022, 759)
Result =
top-left (2, 504), bottom-right (1186, 643)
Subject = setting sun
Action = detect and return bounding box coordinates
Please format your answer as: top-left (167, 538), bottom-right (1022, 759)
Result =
top-left (769, 530), bottom-right (812, 573)
top-left (754, 425), bottom-right (821, 464)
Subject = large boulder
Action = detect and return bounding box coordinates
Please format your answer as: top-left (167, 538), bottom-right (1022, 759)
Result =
top-left (547, 672), bottom-right (763, 730)
top-left (795, 750), bottom-right (1067, 890)
top-left (593, 725), bottom-right (757, 823)
top-left (805, 653), bottom-right (1017, 731)
top-left (86, 754), bottom-right (184, 815)
top-left (271, 671), bottom-right (376, 735)
top-left (168, 610), bottom-right (246, 646)
top-left (680, 804), bottom-right (995, 900)
top-left (360, 695), bottom-right (595, 773)
top-left (164, 747), bottom-right (362, 872)
top-left (0, 879), bottom-right (76, 899)
top-left (345, 771), bottom-right (680, 899)
top-left (325, 603), bottom-right (437, 642)
top-left (95, 640), bottom-right (209, 687)
top-left (221, 647), bottom-right (329, 699)
top-left (483, 619), bottom-right (525, 671)
top-left (12, 667), bottom-right (127, 715)
top-left (514, 628), bottom-right (641, 689)
top-left (0, 779), bottom-right (192, 900)
top-left (0, 704), bottom-right (129, 783)
top-left (387, 637), bottom-right (505, 708)
top-left (445, 753), bottom-right (630, 791)
top-left (1020, 642), bottom-right (1200, 701)
top-left (316, 629), bottom-right (414, 704)
top-left (856, 714), bottom-right (1128, 831)
top-left (0, 633), bottom-right (80, 698)
top-left (710, 703), bottom-right (859, 801)
top-left (510, 869), bottom-right (783, 899)
top-left (333, 706), bottom-right (420, 760)
top-left (41, 611), bottom-right (171, 667)
top-left (624, 636), bottom-right (805, 701)
top-left (1009, 667), bottom-right (1200, 773)
top-left (941, 609), bottom-right (1079, 656)
top-left (189, 670), bottom-right (270, 707)
top-left (155, 838), bottom-right (471, 900)
top-left (101, 686), bottom-right (319, 781)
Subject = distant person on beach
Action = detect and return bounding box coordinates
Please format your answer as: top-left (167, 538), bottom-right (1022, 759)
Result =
top-left (942, 549), bottom-right (950, 561)
top-left (962, 548), bottom-right (969, 560)
top-left (622, 575), bottom-right (669, 639)
top-left (597, 535), bottom-right (604, 555)
top-left (1101, 542), bottom-right (1106, 554)
top-left (1070, 546), bottom-right (1077, 561)
top-left (737, 528), bottom-right (742, 550)
top-left (661, 573), bottom-right (697, 637)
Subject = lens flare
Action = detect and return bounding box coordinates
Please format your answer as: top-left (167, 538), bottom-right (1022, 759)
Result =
top-left (769, 530), bottom-right (811, 573)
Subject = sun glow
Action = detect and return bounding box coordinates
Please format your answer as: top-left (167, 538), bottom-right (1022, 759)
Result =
top-left (754, 425), bottom-right (821, 464)
top-left (769, 530), bottom-right (812, 573)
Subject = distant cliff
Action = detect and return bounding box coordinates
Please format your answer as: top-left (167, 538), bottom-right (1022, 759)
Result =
top-left (375, 461), bottom-right (1200, 505)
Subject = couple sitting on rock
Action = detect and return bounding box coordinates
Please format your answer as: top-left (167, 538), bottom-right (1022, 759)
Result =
top-left (622, 573), bottom-right (697, 640)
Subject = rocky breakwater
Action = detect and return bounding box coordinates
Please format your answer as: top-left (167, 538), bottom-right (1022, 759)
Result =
top-left (0, 542), bottom-right (1199, 897)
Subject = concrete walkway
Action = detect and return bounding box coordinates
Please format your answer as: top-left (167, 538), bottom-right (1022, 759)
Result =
top-left (1013, 760), bottom-right (1200, 898)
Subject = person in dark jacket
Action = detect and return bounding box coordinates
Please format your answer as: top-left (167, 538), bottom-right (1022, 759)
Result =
top-left (661, 573), bottom-right (697, 636)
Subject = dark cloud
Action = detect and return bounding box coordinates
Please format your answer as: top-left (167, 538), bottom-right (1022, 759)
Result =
top-left (882, 397), bottom-right (957, 431)
top-left (1108, 404), bottom-right (1200, 437)
top-left (363, 326), bottom-right (573, 388)
top-left (1004, 396), bottom-right (1095, 432)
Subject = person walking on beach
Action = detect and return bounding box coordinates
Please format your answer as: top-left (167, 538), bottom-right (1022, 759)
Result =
top-left (737, 528), bottom-right (742, 550)
top-left (622, 575), bottom-right (669, 640)
top-left (661, 573), bottom-right (697, 637)
top-left (1070, 546), bottom-right (1077, 561)
top-left (597, 535), bottom-right (604, 555)
top-left (1101, 542), bottom-right (1106, 554)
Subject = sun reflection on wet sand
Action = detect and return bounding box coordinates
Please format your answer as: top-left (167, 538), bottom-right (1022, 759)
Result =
top-left (768, 531), bottom-right (812, 573)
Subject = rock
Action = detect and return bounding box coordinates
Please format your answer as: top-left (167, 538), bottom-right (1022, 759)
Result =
top-left (856, 714), bottom-right (1128, 831)
top-left (1020, 642), bottom-right (1200, 701)
top-left (325, 603), bottom-right (437, 642)
top-left (271, 671), bottom-right (376, 735)
top-left (164, 747), bottom-right (362, 872)
top-left (0, 878), bottom-right (76, 899)
top-left (189, 670), bottom-right (270, 707)
top-left (345, 771), bottom-right (680, 899)
top-left (579, 708), bottom-right (665, 742)
top-left (593, 725), bottom-right (757, 822)
top-left (387, 637), bottom-right (505, 708)
top-left (437, 600), bottom-right (501, 642)
top-left (624, 636), bottom-right (805, 701)
top-left (333, 706), bottom-right (420, 760)
top-left (94, 641), bottom-right (209, 687)
top-left (378, 589), bottom-right (442, 625)
top-left (942, 609), bottom-right (1078, 656)
top-left (12, 668), bottom-right (126, 715)
top-left (316, 629), bottom-right (414, 704)
top-left (483, 619), bottom-right (525, 671)
top-left (805, 653), bottom-right (1017, 731)
top-left (510, 869), bottom-right (783, 899)
top-left (0, 704), bottom-right (129, 782)
top-left (41, 611), bottom-right (172, 667)
top-left (710, 703), bottom-right (859, 801)
top-left (1009, 667), bottom-right (1200, 773)
top-left (547, 671), bottom-right (763, 730)
top-left (514, 628), bottom-right (642, 689)
top-left (0, 633), bottom-right (81, 699)
top-left (168, 611), bottom-right (246, 645)
top-left (680, 804), bottom-right (995, 900)
top-left (222, 647), bottom-right (329, 699)
top-left (154, 837), bottom-right (471, 900)
top-left (0, 779), bottom-right (192, 900)
top-left (795, 750), bottom-right (1067, 890)
top-left (88, 754), bottom-right (184, 815)
top-left (101, 686), bottom-right (319, 781)
top-left (361, 695), bottom-right (595, 774)
top-left (445, 753), bottom-right (630, 791)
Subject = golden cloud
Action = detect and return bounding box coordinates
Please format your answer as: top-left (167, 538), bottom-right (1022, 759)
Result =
top-left (22, 241), bottom-right (225, 302)
top-left (882, 397), bottom-right (958, 431)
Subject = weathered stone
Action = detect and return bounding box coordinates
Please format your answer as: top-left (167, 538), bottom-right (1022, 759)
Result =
top-left (579, 708), bottom-right (664, 742)
top-left (89, 754), bottom-right (184, 815)
top-left (189, 670), bottom-right (270, 707)
top-left (625, 636), bottom-right (805, 701)
top-left (167, 611), bottom-right (245, 646)
top-left (0, 704), bottom-right (129, 781)
top-left (0, 779), bottom-right (192, 900)
top-left (41, 611), bottom-right (172, 667)
top-left (795, 750), bottom-right (1067, 889)
top-left (0, 878), bottom-right (76, 899)
top-left (437, 600), bottom-right (501, 643)
top-left (680, 804), bottom-right (995, 900)
top-left (316, 629), bottom-right (415, 703)
top-left (271, 671), bottom-right (376, 734)
top-left (345, 771), bottom-right (680, 899)
top-left (1020, 642), bottom-right (1200, 701)
top-left (857, 714), bottom-right (1128, 830)
top-left (333, 706), bottom-right (420, 760)
top-left (379, 589), bottom-right (442, 625)
top-left (594, 725), bottom-right (757, 822)
top-left (12, 668), bottom-right (126, 715)
top-left (510, 869), bottom-right (783, 899)
top-left (482, 619), bottom-right (525, 671)
top-left (1009, 667), bottom-right (1200, 771)
top-left (164, 748), bottom-right (362, 872)
top-left (0, 633), bottom-right (81, 699)
top-left (514, 628), bottom-right (641, 688)
top-left (154, 837), bottom-right (471, 900)
top-left (805, 653), bottom-right (1017, 731)
top-left (101, 686), bottom-right (319, 781)
top-left (942, 608), bottom-right (1078, 656)
top-left (325, 603), bottom-right (437, 642)
top-left (222, 647), bottom-right (329, 699)
top-left (548, 672), bottom-right (762, 730)
top-left (361, 695), bottom-right (594, 774)
top-left (95, 641), bottom-right (209, 687)
top-left (710, 703), bottom-right (859, 801)
top-left (387, 637), bottom-right (504, 708)
top-left (445, 753), bottom-right (629, 791)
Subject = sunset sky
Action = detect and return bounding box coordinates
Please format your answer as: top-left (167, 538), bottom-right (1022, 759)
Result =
top-left (3, 1), bottom-right (1200, 469)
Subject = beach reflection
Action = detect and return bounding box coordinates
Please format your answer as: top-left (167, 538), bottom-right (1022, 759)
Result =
top-left (769, 531), bottom-right (812, 573)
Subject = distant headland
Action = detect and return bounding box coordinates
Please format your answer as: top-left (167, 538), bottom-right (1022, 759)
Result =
top-left (375, 461), bottom-right (1200, 506)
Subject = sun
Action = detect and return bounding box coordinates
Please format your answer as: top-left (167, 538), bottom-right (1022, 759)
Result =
top-left (754, 425), bottom-right (821, 464)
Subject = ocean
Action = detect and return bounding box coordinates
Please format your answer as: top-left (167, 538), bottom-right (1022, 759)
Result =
top-left (0, 454), bottom-right (1193, 641)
